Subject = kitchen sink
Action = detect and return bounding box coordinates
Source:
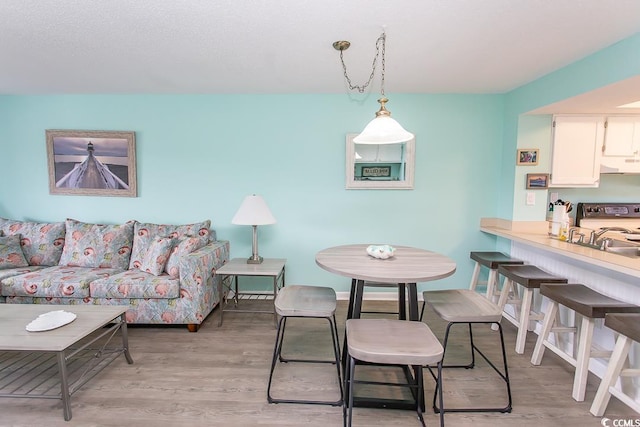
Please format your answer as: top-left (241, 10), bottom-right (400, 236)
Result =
top-left (604, 246), bottom-right (640, 258)
top-left (596, 238), bottom-right (640, 258)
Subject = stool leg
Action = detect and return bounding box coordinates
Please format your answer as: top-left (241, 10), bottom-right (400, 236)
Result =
top-left (436, 361), bottom-right (444, 427)
top-left (267, 316), bottom-right (287, 403)
top-left (531, 300), bottom-right (558, 365)
top-left (469, 262), bottom-right (481, 291)
top-left (573, 317), bottom-right (595, 401)
top-left (485, 269), bottom-right (498, 301)
top-left (515, 288), bottom-right (534, 354)
top-left (330, 315), bottom-right (344, 404)
top-left (413, 365), bottom-right (426, 427)
top-left (496, 278), bottom-right (512, 316)
top-left (590, 335), bottom-right (632, 416)
top-left (347, 356), bottom-right (356, 427)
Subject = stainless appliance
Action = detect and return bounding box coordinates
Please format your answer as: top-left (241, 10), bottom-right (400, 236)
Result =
top-left (575, 202), bottom-right (640, 240)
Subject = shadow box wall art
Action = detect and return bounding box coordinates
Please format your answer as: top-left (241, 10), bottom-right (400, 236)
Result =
top-left (46, 130), bottom-right (137, 197)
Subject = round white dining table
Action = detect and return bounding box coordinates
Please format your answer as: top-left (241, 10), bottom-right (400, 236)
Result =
top-left (316, 244), bottom-right (457, 321)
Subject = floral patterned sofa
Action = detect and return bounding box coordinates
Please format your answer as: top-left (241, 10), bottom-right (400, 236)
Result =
top-left (0, 217), bottom-right (229, 331)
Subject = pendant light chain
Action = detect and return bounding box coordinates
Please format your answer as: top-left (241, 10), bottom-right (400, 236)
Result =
top-left (338, 32), bottom-right (386, 94)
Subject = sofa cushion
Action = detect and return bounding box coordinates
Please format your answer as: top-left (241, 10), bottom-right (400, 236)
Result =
top-left (164, 235), bottom-right (209, 278)
top-left (138, 236), bottom-right (176, 275)
top-left (90, 269), bottom-right (180, 299)
top-left (0, 234), bottom-right (29, 269)
top-left (0, 218), bottom-right (66, 266)
top-left (1, 266), bottom-right (121, 298)
top-left (0, 265), bottom-right (47, 282)
top-left (129, 220), bottom-right (211, 270)
top-left (58, 219), bottom-right (134, 269)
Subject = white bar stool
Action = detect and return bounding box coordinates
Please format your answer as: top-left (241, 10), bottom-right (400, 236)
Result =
top-left (531, 284), bottom-right (640, 402)
top-left (468, 251), bottom-right (523, 301)
top-left (267, 285), bottom-right (343, 406)
top-left (590, 313), bottom-right (640, 416)
top-left (344, 318), bottom-right (444, 427)
top-left (496, 264), bottom-right (567, 354)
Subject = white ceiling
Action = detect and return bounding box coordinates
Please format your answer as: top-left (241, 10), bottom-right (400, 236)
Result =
top-left (1, 0), bottom-right (640, 109)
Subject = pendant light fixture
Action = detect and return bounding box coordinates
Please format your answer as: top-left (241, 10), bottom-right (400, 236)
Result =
top-left (333, 32), bottom-right (414, 145)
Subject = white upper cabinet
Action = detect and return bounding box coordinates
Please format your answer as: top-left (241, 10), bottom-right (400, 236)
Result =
top-left (550, 115), bottom-right (604, 187)
top-left (601, 116), bottom-right (640, 173)
top-left (603, 117), bottom-right (640, 156)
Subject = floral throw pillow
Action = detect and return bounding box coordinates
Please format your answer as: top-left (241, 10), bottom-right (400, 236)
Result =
top-left (0, 218), bottom-right (65, 266)
top-left (0, 234), bottom-right (29, 269)
top-left (58, 219), bottom-right (135, 269)
top-left (138, 236), bottom-right (176, 276)
top-left (165, 235), bottom-right (209, 278)
top-left (129, 220), bottom-right (211, 270)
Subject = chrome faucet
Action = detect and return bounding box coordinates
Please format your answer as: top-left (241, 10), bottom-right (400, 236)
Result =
top-left (588, 227), bottom-right (633, 245)
top-left (568, 227), bottom-right (585, 244)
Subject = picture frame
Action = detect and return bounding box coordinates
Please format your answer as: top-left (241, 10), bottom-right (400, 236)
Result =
top-left (526, 173), bottom-right (549, 189)
top-left (46, 130), bottom-right (137, 197)
top-left (517, 148), bottom-right (539, 165)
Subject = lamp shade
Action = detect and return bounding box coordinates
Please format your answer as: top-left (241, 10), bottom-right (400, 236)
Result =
top-left (231, 195), bottom-right (276, 225)
top-left (353, 115), bottom-right (415, 145)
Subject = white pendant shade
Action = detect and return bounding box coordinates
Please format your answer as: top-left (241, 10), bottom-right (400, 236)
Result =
top-left (353, 115), bottom-right (415, 144)
top-left (231, 195), bottom-right (276, 225)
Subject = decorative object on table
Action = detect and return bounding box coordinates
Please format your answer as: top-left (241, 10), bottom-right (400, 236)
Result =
top-left (526, 173), bottom-right (549, 189)
top-left (26, 310), bottom-right (77, 332)
top-left (333, 31), bottom-right (413, 144)
top-left (46, 130), bottom-right (137, 197)
top-left (366, 244), bottom-right (396, 259)
top-left (232, 194), bottom-right (277, 264)
top-left (516, 148), bottom-right (539, 165)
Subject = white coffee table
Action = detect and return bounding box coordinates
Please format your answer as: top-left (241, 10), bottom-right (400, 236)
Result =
top-left (0, 304), bottom-right (133, 421)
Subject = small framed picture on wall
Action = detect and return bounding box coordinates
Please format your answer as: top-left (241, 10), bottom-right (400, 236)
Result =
top-left (526, 173), bottom-right (549, 189)
top-left (517, 148), bottom-right (539, 166)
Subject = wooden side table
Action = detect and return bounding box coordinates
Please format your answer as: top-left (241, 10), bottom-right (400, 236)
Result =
top-left (216, 258), bottom-right (286, 327)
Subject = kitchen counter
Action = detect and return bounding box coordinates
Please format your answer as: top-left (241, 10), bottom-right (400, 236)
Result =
top-left (480, 218), bottom-right (640, 280)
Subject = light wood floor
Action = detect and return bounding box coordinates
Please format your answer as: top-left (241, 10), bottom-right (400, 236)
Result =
top-left (1, 300), bottom-right (637, 426)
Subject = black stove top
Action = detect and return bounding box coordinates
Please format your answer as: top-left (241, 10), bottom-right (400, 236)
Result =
top-left (576, 202), bottom-right (640, 226)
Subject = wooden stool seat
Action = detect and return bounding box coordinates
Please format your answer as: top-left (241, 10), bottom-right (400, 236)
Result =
top-left (424, 289), bottom-right (502, 323)
top-left (496, 265), bottom-right (567, 354)
top-left (347, 318), bottom-right (444, 366)
top-left (531, 284), bottom-right (640, 402)
top-left (591, 313), bottom-right (640, 416)
top-left (267, 285), bottom-right (343, 406)
top-left (344, 319), bottom-right (444, 427)
top-left (604, 312), bottom-right (640, 342)
top-left (274, 284), bottom-right (336, 317)
top-left (468, 252), bottom-right (522, 300)
top-left (497, 264), bottom-right (568, 288)
top-left (470, 251), bottom-right (523, 269)
top-left (540, 284), bottom-right (640, 318)
top-left (422, 289), bottom-right (512, 413)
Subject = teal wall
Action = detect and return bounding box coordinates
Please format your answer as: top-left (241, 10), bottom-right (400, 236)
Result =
top-left (2, 32), bottom-right (640, 293)
top-left (0, 93), bottom-right (504, 292)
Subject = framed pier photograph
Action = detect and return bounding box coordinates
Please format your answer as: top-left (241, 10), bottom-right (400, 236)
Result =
top-left (46, 130), bottom-right (137, 197)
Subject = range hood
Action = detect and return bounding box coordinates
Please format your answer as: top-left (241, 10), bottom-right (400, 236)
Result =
top-left (600, 158), bottom-right (640, 174)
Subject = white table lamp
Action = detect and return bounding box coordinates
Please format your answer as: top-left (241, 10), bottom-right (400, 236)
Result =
top-left (231, 194), bottom-right (276, 264)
